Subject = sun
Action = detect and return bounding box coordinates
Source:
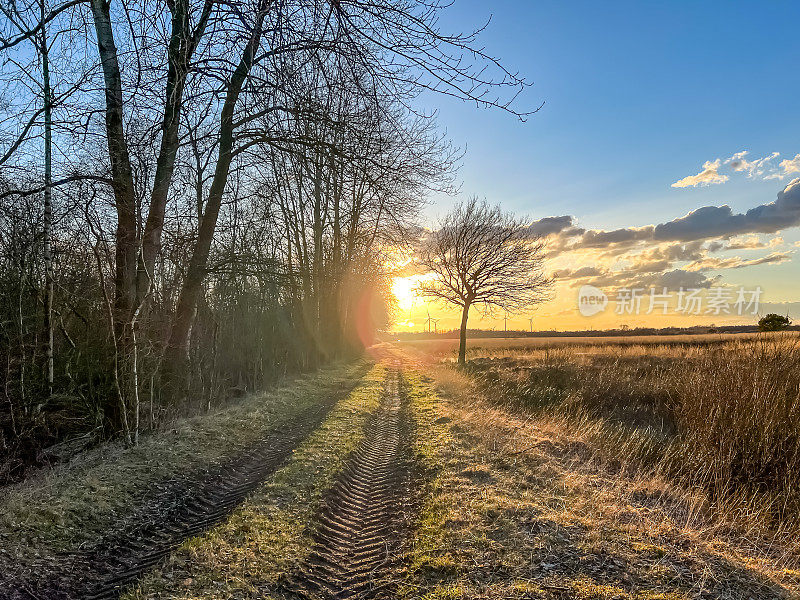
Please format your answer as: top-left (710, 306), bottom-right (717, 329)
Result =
top-left (391, 272), bottom-right (437, 313)
top-left (391, 276), bottom-right (417, 311)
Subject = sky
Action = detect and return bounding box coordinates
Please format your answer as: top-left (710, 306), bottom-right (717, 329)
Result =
top-left (391, 0), bottom-right (800, 332)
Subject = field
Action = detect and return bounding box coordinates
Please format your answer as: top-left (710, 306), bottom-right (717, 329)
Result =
top-left (2, 338), bottom-right (800, 599)
top-left (406, 333), bottom-right (800, 597)
top-left (449, 334), bottom-right (800, 531)
top-left (396, 331), bottom-right (786, 357)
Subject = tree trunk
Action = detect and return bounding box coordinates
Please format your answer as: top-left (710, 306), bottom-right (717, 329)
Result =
top-left (90, 0), bottom-right (139, 432)
top-left (458, 302), bottom-right (470, 365)
top-left (166, 0), bottom-right (270, 375)
top-left (40, 0), bottom-right (53, 399)
top-left (138, 0), bottom-right (212, 300)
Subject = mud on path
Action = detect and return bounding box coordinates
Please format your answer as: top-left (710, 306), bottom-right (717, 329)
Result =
top-left (280, 368), bottom-right (413, 599)
top-left (1, 399), bottom-right (343, 600)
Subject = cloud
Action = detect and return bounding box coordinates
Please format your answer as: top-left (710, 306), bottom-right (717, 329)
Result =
top-left (654, 178), bottom-right (800, 240)
top-left (706, 235), bottom-right (782, 251)
top-left (527, 215), bottom-right (582, 238)
top-left (626, 259), bottom-right (673, 274)
top-left (778, 153), bottom-right (800, 178)
top-left (632, 240), bottom-right (706, 263)
top-left (544, 179), bottom-right (799, 261)
top-left (542, 180), bottom-right (799, 264)
top-left (654, 205), bottom-right (744, 240)
top-left (671, 159), bottom-right (729, 188)
top-left (576, 268), bottom-right (716, 292)
top-left (685, 251), bottom-right (793, 272)
top-left (672, 150), bottom-right (798, 186)
top-left (725, 235), bottom-right (767, 250)
top-left (707, 240), bottom-right (726, 252)
top-left (727, 150), bottom-right (780, 179)
top-left (521, 180), bottom-right (798, 301)
top-left (620, 242), bottom-right (707, 275)
top-left (739, 251), bottom-right (792, 267)
top-left (637, 269), bottom-right (716, 291)
top-left (552, 266), bottom-right (605, 280)
top-left (569, 226), bottom-right (654, 252)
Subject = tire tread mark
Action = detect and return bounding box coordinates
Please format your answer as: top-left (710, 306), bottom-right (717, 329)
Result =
top-left (0, 385), bottom-right (352, 600)
top-left (281, 369), bottom-right (411, 600)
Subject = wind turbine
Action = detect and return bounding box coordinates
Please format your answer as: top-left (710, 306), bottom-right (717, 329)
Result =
top-left (432, 317), bottom-right (439, 334)
top-left (426, 309), bottom-right (433, 334)
top-left (528, 316), bottom-right (534, 333)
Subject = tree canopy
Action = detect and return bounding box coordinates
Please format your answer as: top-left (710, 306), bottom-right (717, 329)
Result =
top-left (418, 198), bottom-right (551, 363)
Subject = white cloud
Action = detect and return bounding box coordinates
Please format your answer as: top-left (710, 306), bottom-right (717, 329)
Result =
top-left (671, 159), bottom-right (729, 188)
top-left (727, 150), bottom-right (780, 178)
top-left (674, 151), bottom-right (800, 187)
top-left (725, 151), bottom-right (800, 181)
top-left (778, 153), bottom-right (800, 178)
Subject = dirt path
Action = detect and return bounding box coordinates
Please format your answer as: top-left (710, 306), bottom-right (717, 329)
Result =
top-left (280, 368), bottom-right (412, 599)
top-left (2, 400), bottom-right (340, 600)
top-left (7, 353), bottom-right (797, 600)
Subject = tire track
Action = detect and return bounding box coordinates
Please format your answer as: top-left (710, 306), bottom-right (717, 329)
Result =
top-left (281, 368), bottom-right (412, 599)
top-left (1, 390), bottom-right (348, 600)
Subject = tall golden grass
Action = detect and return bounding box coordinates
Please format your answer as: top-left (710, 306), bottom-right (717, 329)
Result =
top-left (463, 335), bottom-right (800, 538)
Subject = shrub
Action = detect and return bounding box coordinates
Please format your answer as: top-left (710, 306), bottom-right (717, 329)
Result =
top-left (758, 313), bottom-right (791, 331)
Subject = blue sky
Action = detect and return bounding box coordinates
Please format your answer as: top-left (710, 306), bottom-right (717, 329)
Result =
top-left (398, 1), bottom-right (800, 330)
top-left (424, 0), bottom-right (799, 222)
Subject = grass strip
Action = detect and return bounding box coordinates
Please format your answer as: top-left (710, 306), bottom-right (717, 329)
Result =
top-left (0, 360), bottom-right (370, 567)
top-left (124, 363), bottom-right (386, 599)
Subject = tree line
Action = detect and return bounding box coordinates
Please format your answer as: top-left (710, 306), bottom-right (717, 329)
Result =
top-left (0, 0), bottom-right (527, 480)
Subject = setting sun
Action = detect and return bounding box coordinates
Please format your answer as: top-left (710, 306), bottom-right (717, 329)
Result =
top-left (391, 277), bottom-right (416, 311)
top-left (392, 273), bottom-right (436, 313)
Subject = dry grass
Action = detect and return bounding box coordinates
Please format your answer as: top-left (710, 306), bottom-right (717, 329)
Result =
top-left (403, 363), bottom-right (800, 599)
top-left (396, 332), bottom-right (789, 361)
top-left (439, 335), bottom-right (800, 556)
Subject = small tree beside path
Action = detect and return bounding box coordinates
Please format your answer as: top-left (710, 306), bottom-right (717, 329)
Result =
top-left (418, 198), bottom-right (552, 365)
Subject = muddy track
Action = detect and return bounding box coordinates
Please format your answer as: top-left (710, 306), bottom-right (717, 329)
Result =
top-left (1, 388), bottom-right (350, 600)
top-left (280, 369), bottom-right (412, 600)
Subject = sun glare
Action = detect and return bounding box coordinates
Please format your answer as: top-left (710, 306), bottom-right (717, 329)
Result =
top-left (391, 276), bottom-right (416, 311)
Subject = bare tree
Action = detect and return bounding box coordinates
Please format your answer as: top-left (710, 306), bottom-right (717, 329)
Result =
top-left (0, 0), bottom-right (60, 399)
top-left (418, 198), bottom-right (552, 364)
top-left (0, 0), bottom-right (537, 456)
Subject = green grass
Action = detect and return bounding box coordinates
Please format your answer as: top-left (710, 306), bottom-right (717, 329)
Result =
top-left (0, 360), bottom-right (370, 567)
top-left (124, 363), bottom-right (386, 599)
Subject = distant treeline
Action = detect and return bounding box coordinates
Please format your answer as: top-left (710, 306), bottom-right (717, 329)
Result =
top-left (387, 324), bottom-right (799, 341)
